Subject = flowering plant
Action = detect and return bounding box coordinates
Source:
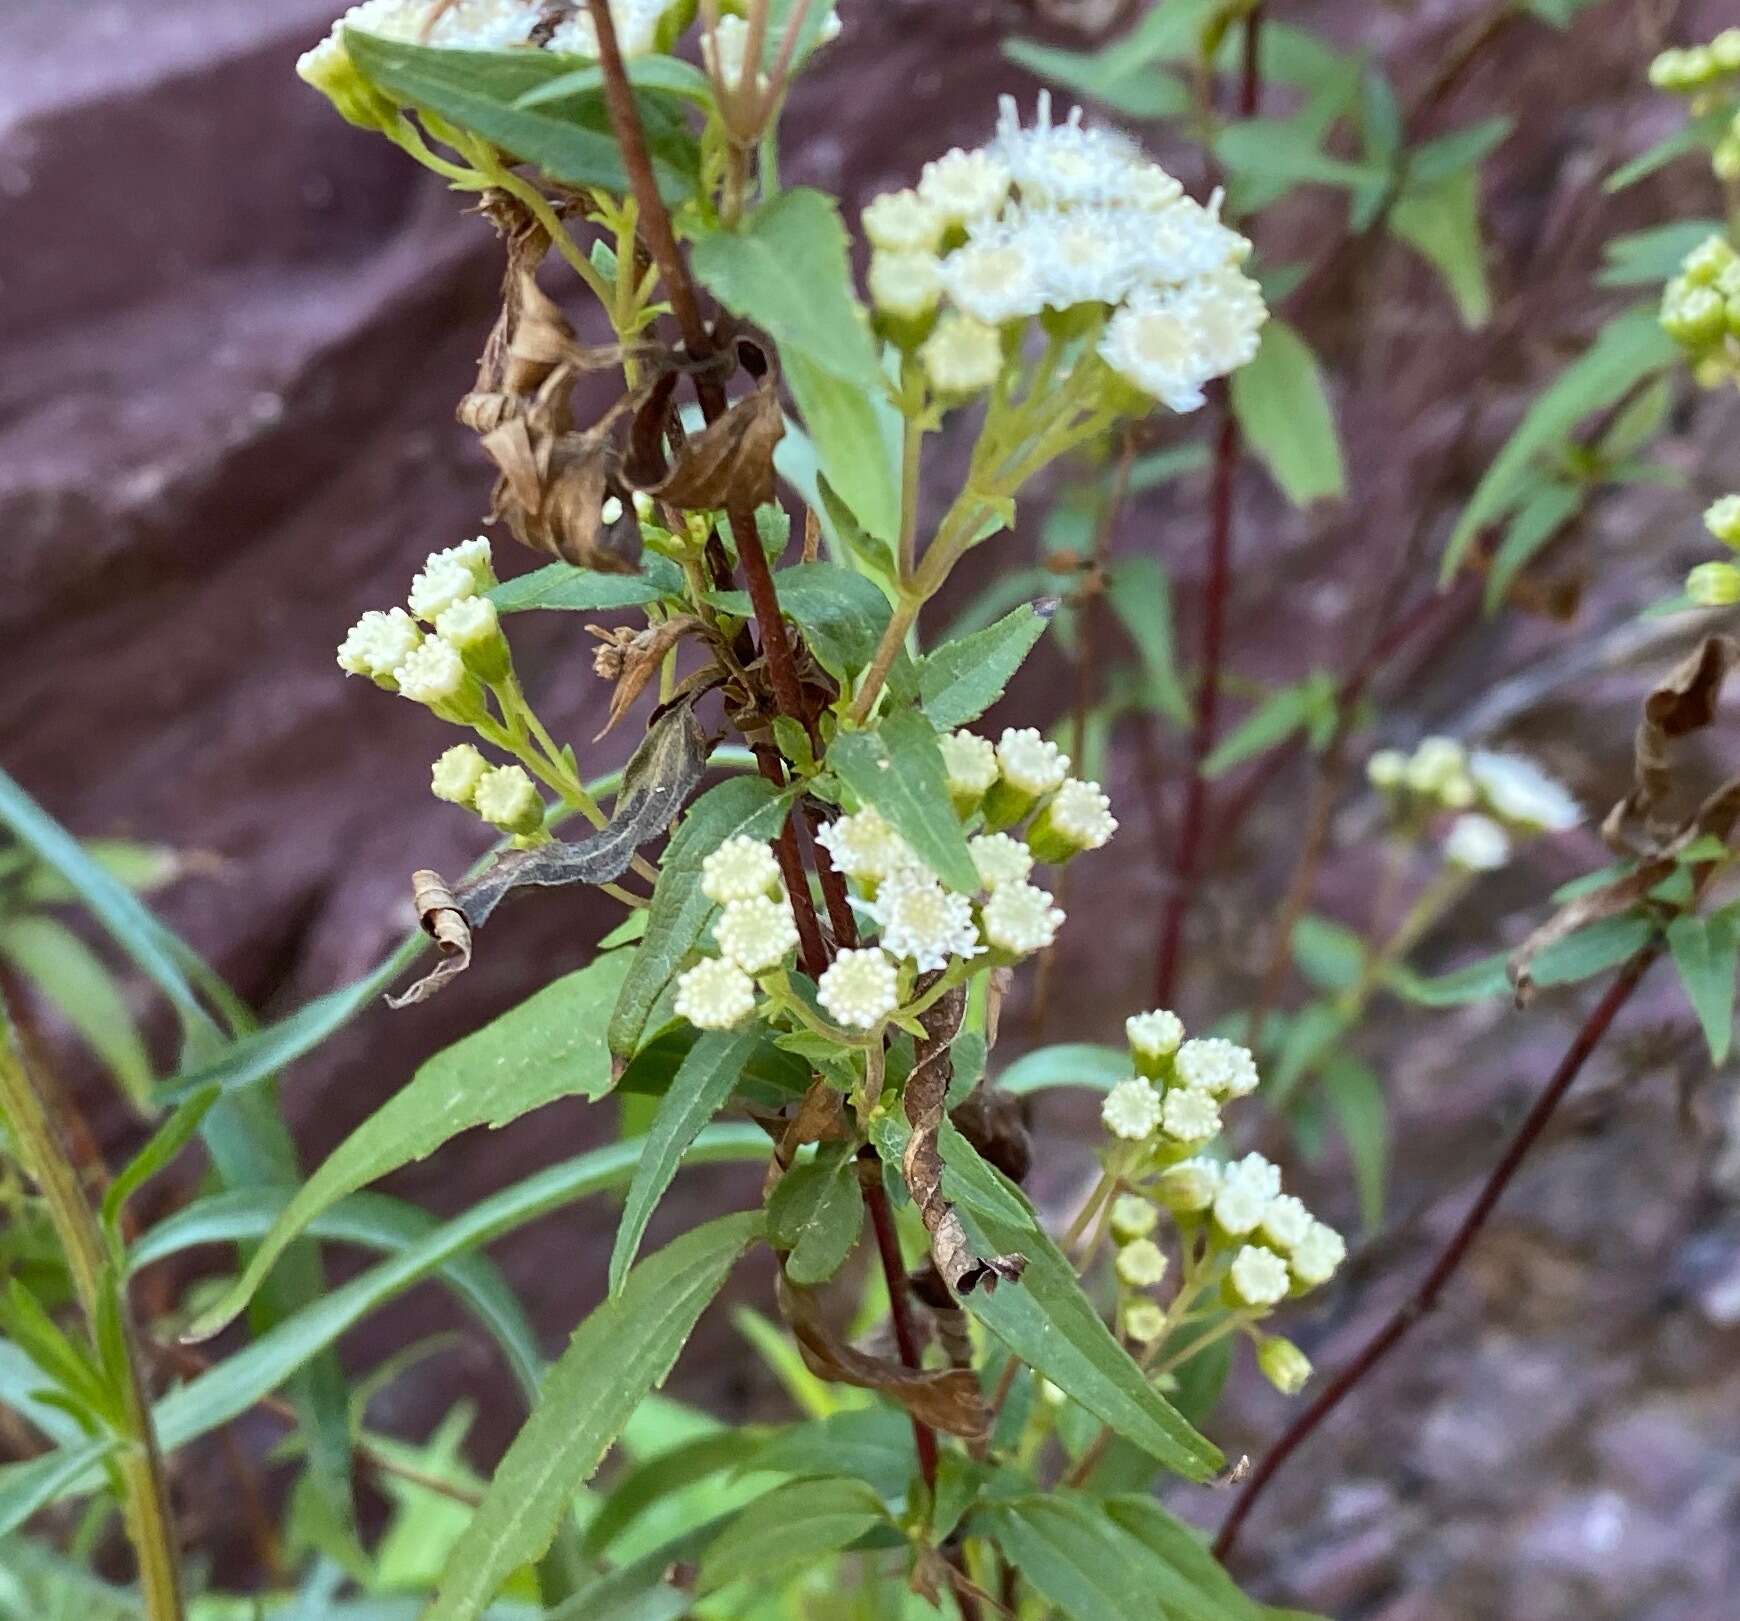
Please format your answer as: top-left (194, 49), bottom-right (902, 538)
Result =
top-left (4, 4), bottom-right (1740, 1620)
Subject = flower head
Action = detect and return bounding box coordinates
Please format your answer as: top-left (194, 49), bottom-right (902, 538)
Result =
top-left (995, 728), bottom-right (1070, 796)
top-left (1213, 1152), bottom-right (1282, 1236)
top-left (714, 895), bottom-right (800, 974)
top-left (813, 807), bottom-right (913, 885)
top-left (1259, 1193), bottom-right (1313, 1253)
top-left (863, 869), bottom-right (982, 970)
top-left (920, 313), bottom-right (1003, 393)
top-left (1706, 494), bottom-right (1740, 548)
top-left (1445, 813), bottom-right (1510, 872)
top-left (1098, 275), bottom-right (1266, 413)
top-left (409, 554), bottom-right (481, 623)
top-left (1688, 561), bottom-right (1740, 606)
top-left (1115, 1237), bottom-right (1168, 1289)
top-left (1123, 1299), bottom-right (1168, 1343)
top-left (1229, 1244), bottom-right (1291, 1307)
top-left (1030, 777), bottom-right (1117, 859)
top-left (1126, 1009), bottom-right (1184, 1062)
top-left (1289, 1219), bottom-right (1346, 1288)
top-left (863, 188), bottom-right (945, 254)
top-left (1160, 1087), bottom-right (1220, 1144)
top-left (938, 224), bottom-right (1049, 325)
top-left (918, 146), bottom-right (1012, 225)
top-left (868, 250), bottom-right (943, 321)
top-left (431, 744), bottom-right (489, 806)
top-left (991, 93), bottom-right (1144, 209)
top-left (1366, 748), bottom-right (1407, 790)
top-left (1101, 1077), bottom-right (1162, 1141)
top-left (1467, 751), bottom-right (1580, 833)
top-left (674, 957), bottom-right (757, 1031)
top-left (394, 639), bottom-right (471, 709)
top-left (982, 880), bottom-right (1065, 956)
top-left (969, 833), bottom-right (1034, 891)
top-left (435, 593), bottom-right (508, 681)
top-left (473, 764), bottom-right (543, 836)
top-left (701, 836), bottom-right (782, 905)
top-left (941, 730), bottom-right (1000, 804)
top-left (1256, 1334), bottom-right (1313, 1395)
top-left (337, 608), bottom-right (423, 685)
top-left (1405, 736), bottom-right (1467, 796)
top-left (816, 947), bottom-right (900, 1030)
top-left (1156, 1156), bottom-right (1221, 1213)
top-left (1175, 1037), bottom-right (1259, 1099)
top-left (1109, 1193), bottom-right (1158, 1241)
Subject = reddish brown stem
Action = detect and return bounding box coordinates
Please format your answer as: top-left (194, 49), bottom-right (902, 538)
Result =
top-left (862, 1168), bottom-right (940, 1491)
top-left (1213, 946), bottom-right (1659, 1563)
top-left (1153, 407), bottom-right (1238, 1006)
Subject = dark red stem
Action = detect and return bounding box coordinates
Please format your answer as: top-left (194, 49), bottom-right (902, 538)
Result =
top-left (862, 1170), bottom-right (940, 1491)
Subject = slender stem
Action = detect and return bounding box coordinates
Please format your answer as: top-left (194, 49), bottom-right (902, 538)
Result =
top-left (861, 1164), bottom-right (940, 1490)
top-left (0, 1001), bottom-right (184, 1619)
top-left (1213, 945), bottom-right (1659, 1563)
top-left (897, 359), bottom-right (925, 585)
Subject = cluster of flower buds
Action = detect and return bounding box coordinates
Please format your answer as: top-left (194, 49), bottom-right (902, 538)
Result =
top-left (1096, 1011), bottom-right (1344, 1392)
top-left (1649, 32), bottom-right (1740, 179)
top-left (1366, 737), bottom-right (1580, 872)
top-left (1661, 232), bottom-right (1740, 387)
top-left (671, 727), bottom-right (1114, 1036)
top-left (1687, 494), bottom-right (1740, 606)
top-left (861, 93), bottom-right (1267, 412)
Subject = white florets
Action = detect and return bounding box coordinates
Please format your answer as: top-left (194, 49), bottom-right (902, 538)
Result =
top-left (1467, 750), bottom-right (1581, 833)
top-left (1404, 736), bottom-right (1468, 797)
top-left (1098, 271), bottom-right (1267, 413)
top-left (1160, 1087), bottom-right (1220, 1144)
top-left (395, 639), bottom-right (469, 706)
top-left (938, 228), bottom-right (1048, 325)
top-left (816, 947), bottom-right (901, 1030)
top-left (1045, 778), bottom-right (1117, 850)
top-left (862, 189), bottom-right (945, 254)
top-left (1445, 813), bottom-right (1511, 873)
top-left (1109, 1193), bottom-right (1159, 1240)
top-left (1126, 1009), bottom-right (1185, 1060)
top-left (969, 833), bottom-right (1034, 891)
top-left (1213, 1152), bottom-right (1282, 1236)
top-left (1259, 1193), bottom-right (1313, 1253)
top-left (1101, 1077), bottom-right (1162, 1141)
top-left (813, 807), bottom-right (913, 885)
top-left (409, 554), bottom-right (481, 623)
top-left (920, 313), bottom-right (1004, 393)
top-left (674, 957), bottom-right (757, 1031)
top-left (918, 146), bottom-right (1013, 225)
top-left (1229, 1244), bottom-right (1292, 1307)
top-left (700, 836), bottom-right (782, 905)
top-left (1366, 748), bottom-right (1407, 790)
top-left (714, 895), bottom-right (800, 974)
top-left (1123, 1299), bottom-right (1167, 1343)
top-left (981, 880), bottom-right (1065, 955)
top-left (431, 744), bottom-right (489, 806)
top-left (1174, 1037), bottom-right (1259, 1099)
top-left (337, 608), bottom-right (423, 681)
top-left (1156, 1156), bottom-right (1222, 1212)
top-left (1289, 1219), bottom-right (1347, 1288)
top-left (1115, 1238), bottom-right (1168, 1288)
top-left (473, 764), bottom-right (540, 831)
top-left (867, 251), bottom-right (943, 319)
top-left (940, 730), bottom-right (1000, 798)
top-left (863, 869), bottom-right (982, 971)
top-left (995, 728), bottom-right (1070, 795)
top-left (435, 593), bottom-right (499, 652)
top-left (991, 92), bottom-right (1145, 209)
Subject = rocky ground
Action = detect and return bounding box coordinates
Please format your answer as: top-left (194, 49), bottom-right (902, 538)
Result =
top-left (4, 0), bottom-right (1740, 1613)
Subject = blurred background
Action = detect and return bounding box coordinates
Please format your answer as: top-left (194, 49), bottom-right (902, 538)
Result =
top-left (4, 1), bottom-right (1740, 1615)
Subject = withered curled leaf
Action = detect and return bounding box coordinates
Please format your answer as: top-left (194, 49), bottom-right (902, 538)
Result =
top-left (776, 1273), bottom-right (989, 1440)
top-left (386, 870), bottom-right (473, 1008)
top-left (902, 982), bottom-right (1027, 1297)
top-left (624, 348), bottom-right (784, 513)
top-left (589, 614), bottom-right (701, 739)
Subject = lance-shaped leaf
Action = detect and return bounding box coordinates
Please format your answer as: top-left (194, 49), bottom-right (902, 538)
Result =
top-left (426, 1212), bottom-right (761, 1621)
top-left (905, 602), bottom-right (1054, 731)
top-left (708, 562), bottom-right (894, 682)
top-left (829, 709), bottom-right (979, 893)
top-left (766, 1146), bottom-right (862, 1286)
top-left (698, 1478), bottom-right (888, 1593)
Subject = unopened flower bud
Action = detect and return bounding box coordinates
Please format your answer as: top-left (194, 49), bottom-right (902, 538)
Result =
top-left (862, 188), bottom-right (944, 254)
top-left (1101, 1077), bottom-right (1161, 1142)
top-left (816, 947), bottom-right (900, 1030)
top-left (394, 640), bottom-right (486, 724)
top-left (1027, 778), bottom-right (1117, 862)
top-left (1156, 1156), bottom-right (1221, 1214)
top-left (867, 251), bottom-right (942, 349)
top-left (1444, 812), bottom-right (1510, 872)
top-left (1126, 1009), bottom-right (1184, 1080)
top-left (1662, 281), bottom-right (1727, 347)
top-left (1688, 561), bottom-right (1740, 606)
top-left (982, 728), bottom-right (1070, 830)
top-left (674, 956), bottom-right (757, 1031)
top-left (940, 729), bottom-right (1000, 816)
top-left (1115, 1237), bottom-right (1168, 1289)
top-left (1705, 494), bottom-right (1740, 548)
top-left (337, 607), bottom-right (422, 689)
top-left (1109, 1194), bottom-right (1159, 1242)
top-left (1227, 1244), bottom-right (1290, 1307)
top-left (1682, 234), bottom-right (1737, 287)
top-left (296, 30), bottom-right (394, 131)
top-left (431, 744), bottom-right (489, 807)
top-left (968, 832), bottom-right (1034, 892)
top-left (436, 594), bottom-right (510, 684)
top-left (473, 765), bottom-right (543, 837)
top-left (1122, 1299), bottom-right (1167, 1344)
top-left (981, 880), bottom-right (1065, 958)
top-left (920, 312), bottom-right (1003, 396)
top-left (1255, 1334), bottom-right (1313, 1395)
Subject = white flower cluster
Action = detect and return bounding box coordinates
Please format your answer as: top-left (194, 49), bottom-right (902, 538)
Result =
top-left (1100, 1020), bottom-right (1256, 1151)
top-left (338, 538), bottom-right (504, 721)
top-left (671, 837), bottom-right (804, 1030)
top-left (862, 93), bottom-right (1267, 410)
top-left (431, 744), bottom-right (544, 836)
top-left (1366, 736), bottom-right (1580, 872)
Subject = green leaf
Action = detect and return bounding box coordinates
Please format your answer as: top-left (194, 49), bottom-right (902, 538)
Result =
top-left (545, 1521), bottom-right (719, 1621)
top-left (1320, 1056), bottom-right (1387, 1229)
top-left (1606, 112), bottom-right (1730, 192)
top-left (1102, 1495), bottom-right (1264, 1620)
top-left (692, 190), bottom-right (898, 540)
top-left (940, 1124), bottom-right (1221, 1479)
top-left (911, 603), bottom-right (1051, 731)
top-left (427, 1212), bottom-right (761, 1621)
top-left (1390, 915), bottom-right (1657, 1006)
top-left (0, 1127), bottom-right (768, 1538)
top-left (1667, 911), bottom-right (1739, 1064)
top-left (490, 559), bottom-right (679, 613)
top-left (1203, 674), bottom-right (1334, 777)
top-left (1268, 1003), bottom-right (1347, 1107)
top-left (611, 1026), bottom-right (762, 1293)
top-left (582, 1429), bottom-right (766, 1558)
top-left (1215, 120), bottom-right (1385, 190)
top-left (748, 1407), bottom-right (915, 1497)
top-left (513, 53), bottom-right (714, 109)
top-left (1406, 118), bottom-right (1512, 187)
top-left (1104, 557), bottom-right (1190, 723)
top-left (101, 1086), bottom-right (218, 1244)
top-left (767, 1150), bottom-right (863, 1285)
top-left (996, 1042), bottom-right (1127, 1096)
top-left (828, 710), bottom-right (979, 893)
top-left (344, 33), bottom-right (696, 201)
top-left (708, 563), bottom-right (893, 681)
top-left (1290, 915), bottom-right (1366, 993)
top-left (1597, 219), bottom-right (1728, 288)
top-left (1390, 169), bottom-right (1492, 329)
top-left (1229, 320), bottom-right (1345, 506)
top-left (698, 1477), bottom-right (886, 1593)
top-left (1442, 306), bottom-right (1677, 580)
top-left (1002, 39), bottom-right (1191, 119)
top-left (1483, 480), bottom-right (1584, 612)
top-left (0, 916), bottom-right (154, 1108)
top-left (187, 949), bottom-right (633, 1341)
top-left (609, 777), bottom-right (796, 1059)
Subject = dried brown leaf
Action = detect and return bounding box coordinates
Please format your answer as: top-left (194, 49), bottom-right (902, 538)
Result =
top-left (776, 1272), bottom-right (990, 1440)
top-left (592, 616), bottom-right (701, 739)
top-left (625, 369), bottom-right (784, 512)
top-left (387, 870), bottom-right (473, 1007)
top-left (901, 982), bottom-right (1026, 1297)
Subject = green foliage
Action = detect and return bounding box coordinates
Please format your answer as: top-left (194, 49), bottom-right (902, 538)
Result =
top-left (1229, 318), bottom-right (1346, 505)
top-left (828, 711), bottom-right (979, 893)
top-left (709, 563), bottom-right (893, 680)
top-left (697, 1477), bottom-right (887, 1593)
top-left (1667, 908), bottom-right (1740, 1064)
top-left (905, 603), bottom-right (1053, 731)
